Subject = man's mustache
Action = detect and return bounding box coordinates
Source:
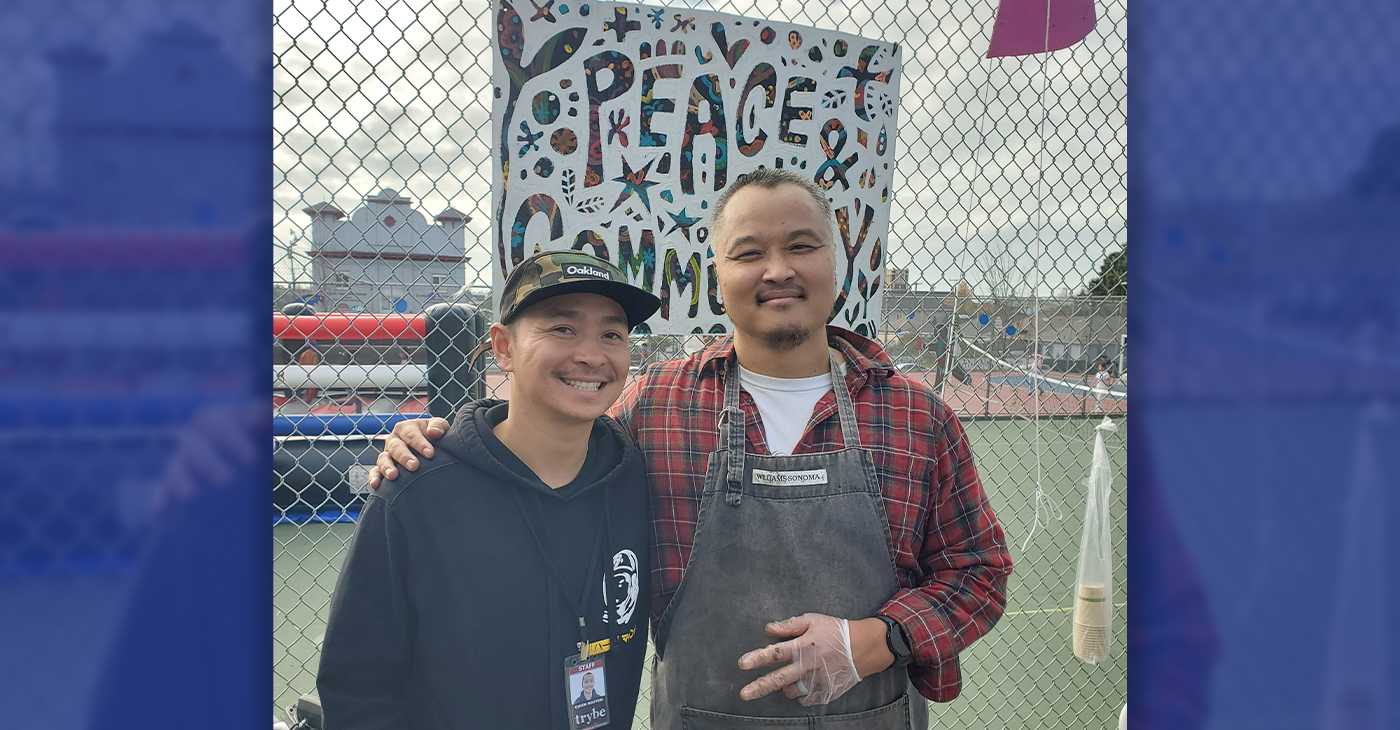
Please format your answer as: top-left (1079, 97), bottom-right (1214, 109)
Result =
top-left (755, 284), bottom-right (807, 303)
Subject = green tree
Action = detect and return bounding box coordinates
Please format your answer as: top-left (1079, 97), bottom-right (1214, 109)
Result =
top-left (1081, 245), bottom-right (1126, 296)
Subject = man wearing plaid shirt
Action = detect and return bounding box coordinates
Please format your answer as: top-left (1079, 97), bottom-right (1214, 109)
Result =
top-left (372, 169), bottom-right (1011, 728)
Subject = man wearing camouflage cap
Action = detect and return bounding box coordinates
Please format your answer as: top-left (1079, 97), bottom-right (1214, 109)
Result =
top-left (318, 251), bottom-right (660, 730)
top-left (370, 170), bottom-right (1011, 730)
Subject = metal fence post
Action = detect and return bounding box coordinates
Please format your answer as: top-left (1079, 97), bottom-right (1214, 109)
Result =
top-left (425, 302), bottom-right (487, 422)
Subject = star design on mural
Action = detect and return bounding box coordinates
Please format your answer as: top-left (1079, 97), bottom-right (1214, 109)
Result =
top-left (610, 157), bottom-right (658, 213)
top-left (516, 120), bottom-right (542, 158)
top-left (666, 207), bottom-right (702, 241)
top-left (603, 7), bottom-right (641, 42)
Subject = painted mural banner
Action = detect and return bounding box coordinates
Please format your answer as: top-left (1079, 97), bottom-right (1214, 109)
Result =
top-left (491, 0), bottom-right (902, 335)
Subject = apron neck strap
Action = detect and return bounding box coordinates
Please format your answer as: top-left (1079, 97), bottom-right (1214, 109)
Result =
top-left (828, 349), bottom-right (862, 448)
top-left (722, 358), bottom-right (746, 503)
top-left (720, 348), bottom-right (861, 505)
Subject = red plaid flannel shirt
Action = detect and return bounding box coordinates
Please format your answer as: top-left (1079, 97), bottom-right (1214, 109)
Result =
top-left (610, 326), bottom-right (1012, 701)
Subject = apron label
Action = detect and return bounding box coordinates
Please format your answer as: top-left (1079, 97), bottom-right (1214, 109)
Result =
top-left (566, 654), bottom-right (610, 730)
top-left (751, 468), bottom-right (829, 486)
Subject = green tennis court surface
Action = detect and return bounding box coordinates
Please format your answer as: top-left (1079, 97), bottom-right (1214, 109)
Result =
top-left (274, 416), bottom-right (1126, 728)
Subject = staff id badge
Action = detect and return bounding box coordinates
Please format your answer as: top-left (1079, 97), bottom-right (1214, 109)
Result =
top-left (565, 654), bottom-right (610, 730)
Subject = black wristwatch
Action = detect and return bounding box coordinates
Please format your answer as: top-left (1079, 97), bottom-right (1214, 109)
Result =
top-left (875, 615), bottom-right (913, 667)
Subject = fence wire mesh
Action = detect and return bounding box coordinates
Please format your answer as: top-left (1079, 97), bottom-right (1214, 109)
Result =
top-left (273, 0), bottom-right (1126, 726)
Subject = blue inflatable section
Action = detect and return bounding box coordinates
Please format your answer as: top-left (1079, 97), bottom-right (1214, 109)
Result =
top-left (274, 412), bottom-right (431, 437)
top-left (274, 509), bottom-right (361, 526)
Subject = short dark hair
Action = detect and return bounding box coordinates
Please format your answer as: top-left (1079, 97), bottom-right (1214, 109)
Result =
top-left (710, 167), bottom-right (833, 250)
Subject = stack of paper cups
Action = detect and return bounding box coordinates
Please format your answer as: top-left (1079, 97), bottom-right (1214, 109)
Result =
top-left (1072, 582), bottom-right (1111, 663)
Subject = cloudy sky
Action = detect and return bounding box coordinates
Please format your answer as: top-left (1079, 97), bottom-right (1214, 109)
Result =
top-left (269, 0), bottom-right (1126, 296)
top-left (0, 0), bottom-right (1126, 297)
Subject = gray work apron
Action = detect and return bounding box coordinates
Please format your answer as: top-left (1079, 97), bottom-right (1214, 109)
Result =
top-left (651, 353), bottom-right (929, 730)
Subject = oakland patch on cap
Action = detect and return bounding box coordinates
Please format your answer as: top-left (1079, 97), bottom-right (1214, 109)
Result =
top-left (500, 250), bottom-right (661, 328)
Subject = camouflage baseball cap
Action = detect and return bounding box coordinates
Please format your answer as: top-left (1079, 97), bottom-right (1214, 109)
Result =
top-left (500, 250), bottom-right (661, 327)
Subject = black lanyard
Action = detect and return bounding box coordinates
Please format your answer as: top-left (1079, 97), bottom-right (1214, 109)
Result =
top-left (512, 487), bottom-right (611, 657)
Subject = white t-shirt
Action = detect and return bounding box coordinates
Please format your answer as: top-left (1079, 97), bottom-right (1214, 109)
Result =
top-left (736, 361), bottom-right (847, 456)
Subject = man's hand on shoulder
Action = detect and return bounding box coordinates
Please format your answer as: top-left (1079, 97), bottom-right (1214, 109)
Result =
top-left (367, 417), bottom-right (451, 489)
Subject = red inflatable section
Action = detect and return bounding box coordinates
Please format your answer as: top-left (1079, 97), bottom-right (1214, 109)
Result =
top-left (273, 313), bottom-right (425, 342)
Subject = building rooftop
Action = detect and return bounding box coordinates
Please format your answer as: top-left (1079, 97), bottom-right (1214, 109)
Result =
top-left (365, 188), bottom-right (411, 205)
top-left (301, 202), bottom-right (345, 219)
top-left (434, 207), bottom-right (470, 223)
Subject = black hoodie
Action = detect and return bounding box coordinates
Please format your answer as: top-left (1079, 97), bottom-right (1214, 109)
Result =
top-left (318, 400), bottom-right (651, 730)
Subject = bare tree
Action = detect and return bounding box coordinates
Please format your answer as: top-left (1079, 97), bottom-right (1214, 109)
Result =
top-left (976, 237), bottom-right (1024, 299)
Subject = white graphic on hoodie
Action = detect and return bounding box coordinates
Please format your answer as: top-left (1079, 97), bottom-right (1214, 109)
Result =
top-left (603, 549), bottom-right (639, 626)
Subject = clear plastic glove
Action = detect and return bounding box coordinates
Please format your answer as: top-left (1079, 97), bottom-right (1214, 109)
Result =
top-left (737, 613), bottom-right (861, 707)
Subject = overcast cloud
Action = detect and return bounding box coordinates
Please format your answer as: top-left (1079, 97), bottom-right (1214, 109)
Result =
top-left (0, 0), bottom-right (1126, 296)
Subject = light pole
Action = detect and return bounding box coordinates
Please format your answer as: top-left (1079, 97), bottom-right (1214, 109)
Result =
top-left (276, 231), bottom-right (313, 290)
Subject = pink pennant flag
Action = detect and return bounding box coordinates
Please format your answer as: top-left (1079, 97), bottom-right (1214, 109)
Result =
top-left (986, 0), bottom-right (1096, 58)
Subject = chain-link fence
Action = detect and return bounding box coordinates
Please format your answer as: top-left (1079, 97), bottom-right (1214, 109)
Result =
top-left (273, 0), bottom-right (1126, 726)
